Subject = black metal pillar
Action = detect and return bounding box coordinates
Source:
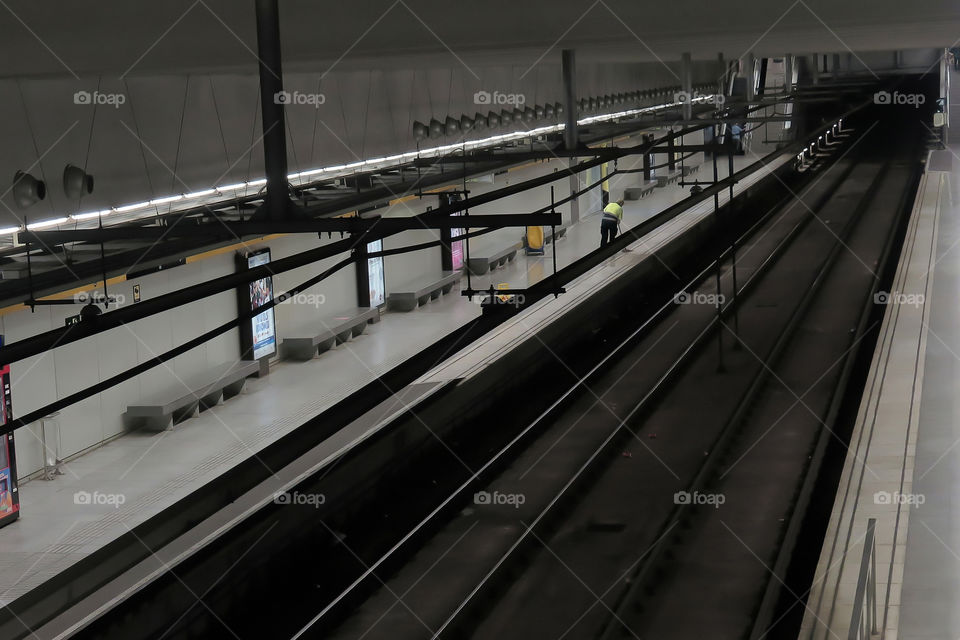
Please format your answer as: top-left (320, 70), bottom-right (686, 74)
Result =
top-left (728, 145), bottom-right (739, 346)
top-left (718, 52), bottom-right (726, 96)
top-left (254, 0), bottom-right (297, 221)
top-left (703, 126), bottom-right (714, 163)
top-left (712, 127), bottom-right (724, 372)
top-left (562, 49), bottom-right (580, 223)
top-left (757, 58), bottom-right (768, 96)
top-left (355, 235), bottom-right (370, 307)
top-left (668, 133), bottom-right (676, 171)
top-left (784, 54), bottom-right (793, 94)
top-left (681, 52), bottom-right (693, 120)
top-left (562, 49), bottom-right (579, 151)
top-left (439, 194), bottom-right (454, 271)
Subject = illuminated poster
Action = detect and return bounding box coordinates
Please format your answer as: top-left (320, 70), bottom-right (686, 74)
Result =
top-left (245, 249), bottom-right (277, 360)
top-left (0, 359), bottom-right (19, 528)
top-left (367, 240), bottom-right (385, 307)
top-left (451, 213), bottom-right (465, 271)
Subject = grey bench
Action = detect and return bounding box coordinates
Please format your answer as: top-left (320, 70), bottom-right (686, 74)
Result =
top-left (544, 224), bottom-right (568, 244)
top-left (682, 164), bottom-right (701, 177)
top-left (281, 307), bottom-right (380, 361)
top-left (387, 271), bottom-right (459, 311)
top-left (656, 170), bottom-right (683, 187)
top-left (466, 243), bottom-right (520, 275)
top-left (625, 181), bottom-right (658, 200)
top-left (123, 360), bottom-right (260, 431)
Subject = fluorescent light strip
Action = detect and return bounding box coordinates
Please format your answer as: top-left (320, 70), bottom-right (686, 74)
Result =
top-left (26, 217), bottom-right (70, 230)
top-left (183, 189), bottom-right (217, 199)
top-left (71, 210), bottom-right (112, 221)
top-left (149, 194), bottom-right (183, 206)
top-left (115, 201), bottom-right (151, 213)
top-left (13, 95), bottom-right (718, 238)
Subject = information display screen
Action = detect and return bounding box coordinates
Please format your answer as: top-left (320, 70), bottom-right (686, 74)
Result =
top-left (451, 213), bottom-right (465, 271)
top-left (0, 360), bottom-right (19, 528)
top-left (239, 249), bottom-right (277, 361)
top-left (367, 239), bottom-right (385, 307)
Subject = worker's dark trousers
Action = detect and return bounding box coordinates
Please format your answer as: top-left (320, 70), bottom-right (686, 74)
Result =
top-left (600, 219), bottom-right (618, 247)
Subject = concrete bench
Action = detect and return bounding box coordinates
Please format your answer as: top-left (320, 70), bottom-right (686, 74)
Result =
top-left (387, 271), bottom-right (459, 311)
top-left (123, 360), bottom-right (260, 431)
top-left (656, 170), bottom-right (683, 187)
top-left (624, 181), bottom-right (658, 200)
top-left (280, 306), bottom-right (380, 361)
top-left (544, 224), bottom-right (568, 244)
top-left (466, 243), bottom-right (520, 275)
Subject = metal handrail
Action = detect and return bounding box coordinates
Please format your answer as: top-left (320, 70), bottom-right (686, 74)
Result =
top-left (849, 518), bottom-right (879, 639)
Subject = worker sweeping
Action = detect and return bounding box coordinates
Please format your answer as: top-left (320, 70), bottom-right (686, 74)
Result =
top-left (600, 197), bottom-right (625, 248)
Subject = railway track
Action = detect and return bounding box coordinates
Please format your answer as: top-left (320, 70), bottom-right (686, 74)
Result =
top-left (58, 105), bottom-right (904, 640)
top-left (300, 115), bottom-right (922, 640)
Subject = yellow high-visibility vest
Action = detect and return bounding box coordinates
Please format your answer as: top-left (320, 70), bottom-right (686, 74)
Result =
top-left (602, 202), bottom-right (623, 222)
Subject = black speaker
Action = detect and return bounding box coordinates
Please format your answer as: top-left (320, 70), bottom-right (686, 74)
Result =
top-left (13, 171), bottom-right (45, 209)
top-left (63, 164), bottom-right (94, 199)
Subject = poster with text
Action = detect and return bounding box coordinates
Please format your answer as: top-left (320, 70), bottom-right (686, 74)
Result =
top-left (247, 250), bottom-right (277, 360)
top-left (0, 363), bottom-right (19, 527)
top-left (451, 212), bottom-right (464, 271)
top-left (367, 239), bottom-right (385, 307)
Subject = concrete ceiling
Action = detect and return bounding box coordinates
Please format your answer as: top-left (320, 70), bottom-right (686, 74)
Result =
top-left (0, 0), bottom-right (957, 78)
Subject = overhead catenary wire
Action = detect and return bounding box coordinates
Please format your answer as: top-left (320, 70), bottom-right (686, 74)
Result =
top-left (76, 76), bottom-right (111, 307)
top-left (243, 85), bottom-right (262, 206)
top-left (210, 76), bottom-right (234, 180)
top-left (123, 78), bottom-right (161, 220)
top-left (169, 75), bottom-right (191, 215)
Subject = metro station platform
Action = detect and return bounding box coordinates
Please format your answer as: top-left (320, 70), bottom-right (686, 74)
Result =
top-left (800, 99), bottom-right (959, 637)
top-left (0, 149), bottom-right (767, 613)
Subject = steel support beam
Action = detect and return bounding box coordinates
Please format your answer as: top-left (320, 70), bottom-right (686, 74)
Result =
top-left (562, 49), bottom-right (581, 223)
top-left (562, 49), bottom-right (579, 151)
top-left (253, 0), bottom-right (300, 221)
top-left (757, 57), bottom-right (768, 96)
top-left (22, 214), bottom-right (564, 245)
top-left (718, 52), bottom-right (726, 96)
top-left (643, 134), bottom-right (653, 181)
top-left (785, 54), bottom-right (794, 94)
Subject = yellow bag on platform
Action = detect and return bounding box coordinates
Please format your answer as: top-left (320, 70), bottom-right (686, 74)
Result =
top-left (526, 225), bottom-right (544, 253)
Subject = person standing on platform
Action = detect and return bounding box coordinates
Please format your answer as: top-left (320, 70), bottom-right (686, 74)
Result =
top-left (729, 123), bottom-right (743, 154)
top-left (600, 198), bottom-right (625, 248)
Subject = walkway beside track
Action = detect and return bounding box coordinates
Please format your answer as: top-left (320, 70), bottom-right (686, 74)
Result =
top-left (800, 152), bottom-right (946, 640)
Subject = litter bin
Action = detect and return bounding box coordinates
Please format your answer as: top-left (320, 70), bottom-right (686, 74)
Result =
top-left (40, 412), bottom-right (63, 480)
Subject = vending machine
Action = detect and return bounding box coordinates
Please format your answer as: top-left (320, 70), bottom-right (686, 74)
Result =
top-left (0, 341), bottom-right (19, 528)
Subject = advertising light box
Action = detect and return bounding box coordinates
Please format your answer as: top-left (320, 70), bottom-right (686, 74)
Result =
top-left (237, 248), bottom-right (277, 361)
top-left (0, 353), bottom-right (19, 528)
top-left (367, 239), bottom-right (386, 307)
